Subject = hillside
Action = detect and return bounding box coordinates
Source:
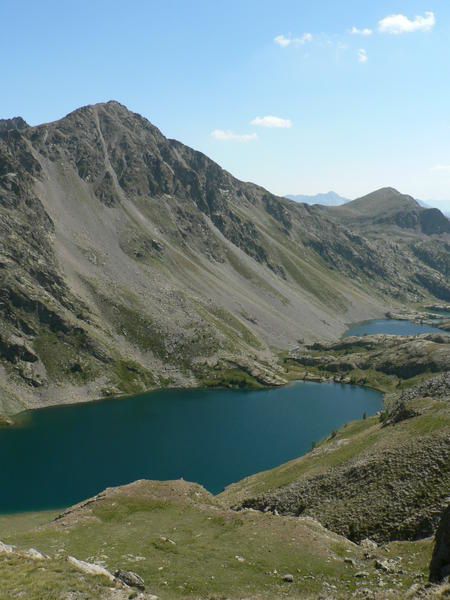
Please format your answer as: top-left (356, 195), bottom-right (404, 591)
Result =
top-left (1, 102), bottom-right (450, 413)
top-left (0, 479), bottom-right (436, 599)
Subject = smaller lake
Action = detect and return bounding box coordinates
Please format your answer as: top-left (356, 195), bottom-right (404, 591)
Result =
top-left (344, 319), bottom-right (449, 338)
top-left (0, 382), bottom-right (382, 513)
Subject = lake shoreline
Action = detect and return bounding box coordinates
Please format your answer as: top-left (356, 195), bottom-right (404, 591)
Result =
top-left (0, 381), bottom-right (382, 514)
top-left (8, 315), bottom-right (447, 423)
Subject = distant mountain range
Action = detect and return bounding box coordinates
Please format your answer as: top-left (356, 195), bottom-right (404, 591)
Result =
top-left (286, 191), bottom-right (350, 206)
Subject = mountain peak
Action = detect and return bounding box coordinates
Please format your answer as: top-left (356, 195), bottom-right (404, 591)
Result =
top-left (373, 186), bottom-right (402, 196)
top-left (62, 99), bottom-right (132, 119)
top-left (28, 101), bottom-right (167, 164)
top-left (343, 188), bottom-right (420, 214)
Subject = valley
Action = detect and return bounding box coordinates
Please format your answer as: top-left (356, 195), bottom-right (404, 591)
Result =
top-left (0, 102), bottom-right (450, 599)
top-left (4, 0), bottom-right (450, 593)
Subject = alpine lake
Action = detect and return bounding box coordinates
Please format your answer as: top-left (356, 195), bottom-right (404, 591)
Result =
top-left (3, 317), bottom-right (448, 514)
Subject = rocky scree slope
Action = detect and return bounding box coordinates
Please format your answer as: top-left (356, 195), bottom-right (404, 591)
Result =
top-left (1, 102), bottom-right (450, 412)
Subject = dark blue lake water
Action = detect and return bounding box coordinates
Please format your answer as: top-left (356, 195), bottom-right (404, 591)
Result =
top-left (0, 382), bottom-right (382, 513)
top-left (344, 319), bottom-right (448, 337)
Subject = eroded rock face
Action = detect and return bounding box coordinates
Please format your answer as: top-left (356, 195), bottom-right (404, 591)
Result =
top-left (0, 117), bottom-right (28, 133)
top-left (430, 505), bottom-right (450, 582)
top-left (381, 401), bottom-right (419, 427)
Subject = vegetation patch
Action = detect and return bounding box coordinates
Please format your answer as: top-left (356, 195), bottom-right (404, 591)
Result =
top-left (201, 367), bottom-right (264, 390)
top-left (111, 358), bottom-right (156, 395)
top-left (33, 329), bottom-right (100, 383)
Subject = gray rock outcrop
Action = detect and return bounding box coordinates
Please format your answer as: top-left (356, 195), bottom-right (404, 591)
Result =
top-left (430, 505), bottom-right (450, 582)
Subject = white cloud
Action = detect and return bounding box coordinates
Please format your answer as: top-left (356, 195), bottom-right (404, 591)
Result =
top-left (211, 129), bottom-right (257, 143)
top-left (250, 115), bottom-right (293, 129)
top-left (378, 11), bottom-right (435, 35)
top-left (358, 49), bottom-right (368, 63)
top-left (431, 164), bottom-right (450, 173)
top-left (274, 33), bottom-right (313, 47)
top-left (274, 35), bottom-right (291, 48)
top-left (350, 27), bottom-right (373, 36)
top-left (300, 33), bottom-right (313, 44)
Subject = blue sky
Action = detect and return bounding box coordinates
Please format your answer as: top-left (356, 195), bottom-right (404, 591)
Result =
top-left (2, 1), bottom-right (450, 209)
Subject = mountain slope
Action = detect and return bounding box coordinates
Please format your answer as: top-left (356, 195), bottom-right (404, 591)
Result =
top-left (1, 102), bottom-right (450, 412)
top-left (286, 191), bottom-right (349, 206)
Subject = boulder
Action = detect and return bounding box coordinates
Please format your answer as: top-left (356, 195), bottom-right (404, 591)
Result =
top-left (360, 539), bottom-right (378, 550)
top-left (430, 505), bottom-right (450, 582)
top-left (67, 556), bottom-right (115, 581)
top-left (114, 570), bottom-right (145, 590)
top-left (0, 541), bottom-right (48, 560)
top-left (23, 548), bottom-right (48, 560)
top-left (374, 559), bottom-right (396, 573)
top-left (0, 541), bottom-right (16, 554)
